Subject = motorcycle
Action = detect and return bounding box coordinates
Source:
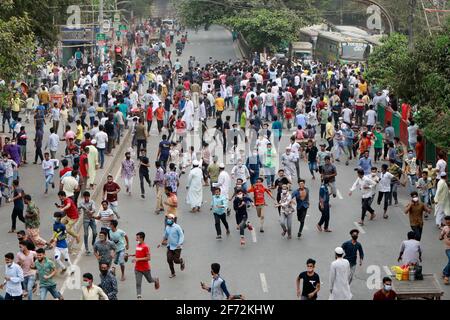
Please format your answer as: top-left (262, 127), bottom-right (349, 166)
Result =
top-left (176, 47), bottom-right (182, 56)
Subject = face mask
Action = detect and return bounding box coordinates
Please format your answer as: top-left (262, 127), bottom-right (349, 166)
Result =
top-left (412, 197), bottom-right (419, 202)
top-left (282, 190), bottom-right (287, 194)
top-left (126, 156), bottom-right (131, 160)
top-left (6, 262), bottom-right (12, 267)
top-left (407, 153), bottom-right (413, 159)
top-left (351, 235), bottom-right (358, 241)
top-left (384, 285), bottom-right (392, 291)
top-left (100, 270), bottom-right (108, 276)
top-left (167, 219), bottom-right (174, 226)
top-left (82, 281), bottom-right (90, 287)
top-left (237, 194), bottom-right (243, 199)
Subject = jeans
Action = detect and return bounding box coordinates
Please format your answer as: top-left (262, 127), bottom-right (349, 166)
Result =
top-left (279, 213), bottom-right (293, 236)
top-left (443, 249), bottom-right (450, 278)
top-left (97, 148), bottom-right (105, 168)
top-left (35, 147), bottom-right (44, 163)
top-left (361, 197), bottom-right (375, 221)
top-left (374, 148), bottom-right (382, 162)
top-left (136, 139), bottom-right (147, 157)
top-left (308, 161), bottom-right (318, 177)
top-left (318, 205), bottom-right (330, 229)
top-left (265, 105), bottom-right (274, 121)
top-left (23, 274), bottom-right (36, 300)
top-left (236, 213), bottom-right (248, 237)
top-left (389, 182), bottom-right (399, 204)
top-left (40, 285), bottom-right (62, 300)
top-left (83, 219), bottom-right (97, 252)
top-left (297, 207), bottom-right (308, 235)
top-left (44, 174), bottom-right (54, 192)
top-left (135, 270), bottom-right (156, 296)
top-left (408, 175), bottom-right (418, 194)
top-left (11, 207), bottom-right (25, 231)
top-left (411, 225), bottom-right (423, 241)
top-left (167, 248), bottom-right (183, 275)
top-left (214, 213), bottom-right (229, 236)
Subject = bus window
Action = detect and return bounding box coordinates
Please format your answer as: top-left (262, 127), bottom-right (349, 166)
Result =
top-left (341, 42), bottom-right (368, 61)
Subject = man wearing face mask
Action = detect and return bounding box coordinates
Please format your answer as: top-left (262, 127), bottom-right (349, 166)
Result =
top-left (404, 150), bottom-right (418, 194)
top-left (231, 159), bottom-right (250, 191)
top-left (81, 273), bottom-right (108, 300)
top-left (1, 252), bottom-right (24, 300)
top-left (159, 214), bottom-right (185, 278)
top-left (373, 277), bottom-right (397, 300)
top-left (34, 248), bottom-right (64, 300)
top-left (405, 191), bottom-right (431, 241)
top-left (341, 229), bottom-right (364, 284)
top-left (98, 262), bottom-right (118, 300)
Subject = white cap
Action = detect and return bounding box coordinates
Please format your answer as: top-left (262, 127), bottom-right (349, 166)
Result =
top-left (335, 247), bottom-right (345, 255)
top-left (167, 213), bottom-right (175, 219)
top-left (192, 160), bottom-right (200, 166)
top-left (219, 163), bottom-right (225, 169)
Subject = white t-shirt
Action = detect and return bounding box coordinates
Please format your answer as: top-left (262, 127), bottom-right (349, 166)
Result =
top-left (95, 131), bottom-right (108, 149)
top-left (365, 110), bottom-right (377, 126)
top-left (407, 125), bottom-right (418, 144)
top-left (436, 159), bottom-right (447, 176)
top-left (342, 108), bottom-right (352, 123)
top-left (61, 176), bottom-right (79, 197)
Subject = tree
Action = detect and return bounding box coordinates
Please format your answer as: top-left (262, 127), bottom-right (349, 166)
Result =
top-left (221, 8), bottom-right (307, 52)
top-left (0, 15), bottom-right (37, 83)
top-left (366, 18), bottom-right (450, 150)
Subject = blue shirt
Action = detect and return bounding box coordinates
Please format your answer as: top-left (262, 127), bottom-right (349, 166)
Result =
top-left (319, 185), bottom-right (330, 206)
top-left (358, 157), bottom-right (372, 175)
top-left (164, 224), bottom-right (184, 250)
top-left (53, 222), bottom-right (68, 249)
top-left (211, 195), bottom-right (228, 215)
top-left (272, 121), bottom-right (283, 138)
top-left (296, 114), bottom-right (307, 129)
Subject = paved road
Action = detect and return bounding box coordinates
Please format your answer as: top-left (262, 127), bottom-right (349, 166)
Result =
top-left (1, 25), bottom-right (448, 300)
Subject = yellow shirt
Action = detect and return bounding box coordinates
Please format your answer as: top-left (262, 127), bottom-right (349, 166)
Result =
top-left (11, 98), bottom-right (21, 112)
top-left (325, 122), bottom-right (335, 139)
top-left (76, 124), bottom-right (83, 141)
top-left (81, 285), bottom-right (109, 300)
top-left (215, 97), bottom-right (225, 112)
top-left (358, 82), bottom-right (368, 94)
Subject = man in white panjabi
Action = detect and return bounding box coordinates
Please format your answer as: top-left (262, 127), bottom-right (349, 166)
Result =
top-left (182, 95), bottom-right (195, 131)
top-left (329, 247), bottom-right (352, 300)
top-left (435, 172), bottom-right (450, 227)
top-left (212, 163), bottom-right (231, 214)
top-left (186, 160), bottom-right (203, 212)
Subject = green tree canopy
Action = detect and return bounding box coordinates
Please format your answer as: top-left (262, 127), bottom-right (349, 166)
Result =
top-left (366, 19), bottom-right (450, 150)
top-left (220, 8), bottom-right (307, 52)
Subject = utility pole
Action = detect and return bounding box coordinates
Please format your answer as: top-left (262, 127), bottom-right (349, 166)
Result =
top-left (340, 0), bottom-right (344, 25)
top-left (408, 0), bottom-right (417, 51)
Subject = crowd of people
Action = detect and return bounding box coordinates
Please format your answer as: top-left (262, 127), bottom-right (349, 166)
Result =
top-left (0, 18), bottom-right (449, 301)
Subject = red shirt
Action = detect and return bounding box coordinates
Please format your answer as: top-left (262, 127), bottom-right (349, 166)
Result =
top-left (284, 107), bottom-right (294, 120)
top-left (183, 80), bottom-right (191, 91)
top-left (60, 167), bottom-right (73, 178)
top-left (415, 141), bottom-right (424, 161)
top-left (135, 243), bottom-right (150, 272)
top-left (373, 290), bottom-right (397, 300)
top-left (79, 154), bottom-right (88, 177)
top-left (103, 182), bottom-right (120, 203)
top-left (155, 107), bottom-right (165, 121)
top-left (80, 139), bottom-right (92, 151)
top-left (317, 101), bottom-right (327, 110)
top-left (63, 197), bottom-right (79, 220)
top-left (146, 106), bottom-right (153, 121)
top-left (247, 183), bottom-right (271, 206)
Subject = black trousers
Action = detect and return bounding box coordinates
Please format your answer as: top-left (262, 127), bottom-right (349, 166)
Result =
top-left (320, 124), bottom-right (326, 139)
top-left (297, 207), bottom-right (308, 235)
top-left (136, 139), bottom-right (147, 157)
top-left (411, 225), bottom-right (423, 241)
top-left (318, 205), bottom-right (330, 230)
top-left (11, 207), bottom-right (25, 230)
top-left (214, 213), bottom-right (229, 236)
top-left (377, 191), bottom-right (390, 211)
top-left (167, 248), bottom-right (183, 275)
top-left (361, 197), bottom-right (375, 221)
top-left (139, 171), bottom-right (151, 195)
top-left (35, 147), bottom-right (44, 163)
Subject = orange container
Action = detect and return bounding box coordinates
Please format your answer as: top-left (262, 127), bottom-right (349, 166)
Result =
top-left (402, 268), bottom-right (409, 281)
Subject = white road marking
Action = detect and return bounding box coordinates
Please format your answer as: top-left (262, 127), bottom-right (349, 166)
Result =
top-left (336, 189), bottom-right (344, 200)
top-left (251, 228), bottom-right (257, 243)
top-left (383, 266), bottom-right (393, 276)
top-left (353, 221), bottom-right (366, 234)
top-left (259, 273), bottom-right (269, 293)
